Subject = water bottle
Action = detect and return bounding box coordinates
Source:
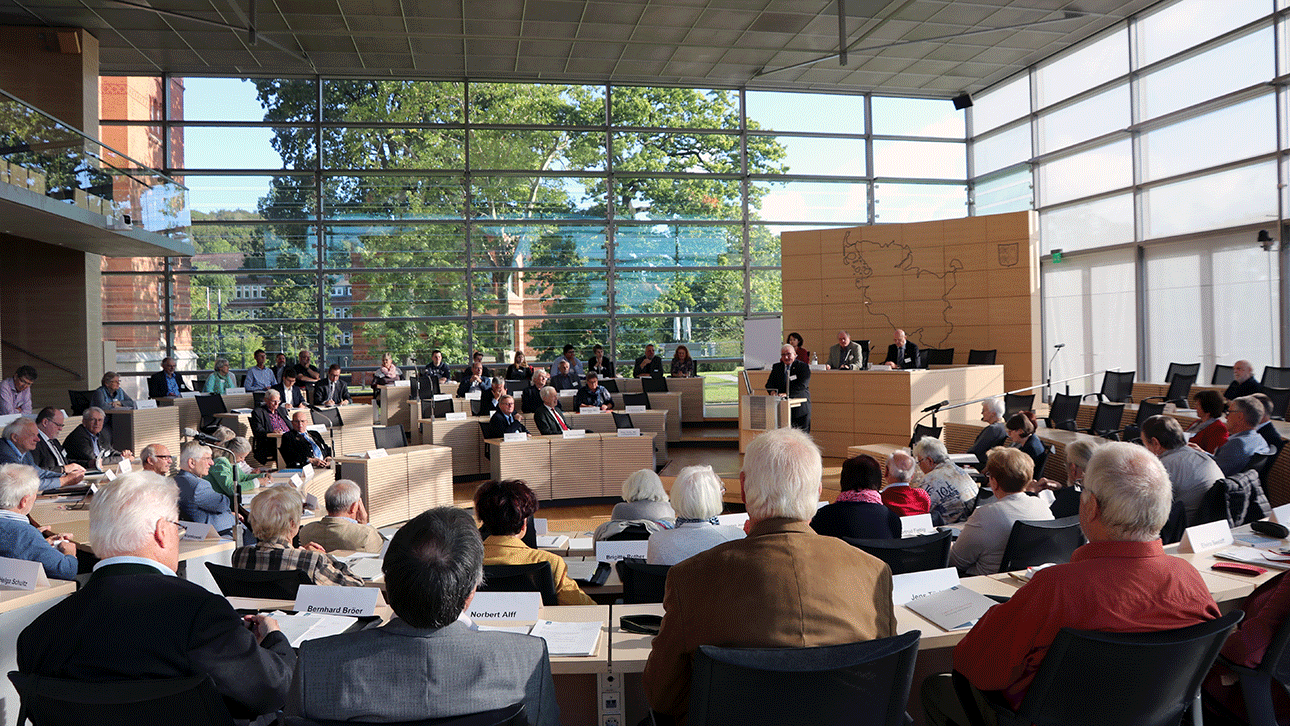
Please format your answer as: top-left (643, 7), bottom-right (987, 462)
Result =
top-left (811, 352), bottom-right (818, 365)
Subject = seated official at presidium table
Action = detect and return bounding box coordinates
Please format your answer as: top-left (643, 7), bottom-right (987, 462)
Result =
top-left (0, 418), bottom-right (84, 491)
top-left (286, 507), bottom-right (558, 725)
top-left (765, 343), bottom-right (811, 432)
top-left (299, 480), bottom-right (382, 553)
top-left (828, 330), bottom-right (864, 370)
top-left (922, 443), bottom-right (1222, 725)
top-left (17, 472), bottom-right (295, 724)
top-left (233, 485), bottom-right (363, 586)
top-left (0, 464), bottom-right (77, 580)
top-left (643, 428), bottom-right (896, 723)
top-left (884, 328), bottom-right (919, 369)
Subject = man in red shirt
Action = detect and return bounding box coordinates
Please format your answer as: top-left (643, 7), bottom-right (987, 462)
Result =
top-left (880, 449), bottom-right (930, 516)
top-left (921, 442), bottom-right (1221, 725)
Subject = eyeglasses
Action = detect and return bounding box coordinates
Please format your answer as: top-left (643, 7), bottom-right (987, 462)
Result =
top-left (165, 519), bottom-right (187, 537)
top-left (152, 455), bottom-right (173, 461)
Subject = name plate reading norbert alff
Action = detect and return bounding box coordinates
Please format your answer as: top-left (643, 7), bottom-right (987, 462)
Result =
top-left (468, 591), bottom-right (541, 621)
top-left (294, 584), bottom-right (379, 617)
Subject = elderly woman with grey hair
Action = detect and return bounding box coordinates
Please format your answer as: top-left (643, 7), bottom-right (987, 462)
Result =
top-left (91, 371), bottom-right (135, 410)
top-left (207, 436), bottom-right (264, 512)
top-left (204, 358), bottom-right (238, 394)
top-left (913, 437), bottom-right (978, 524)
top-left (593, 469), bottom-right (676, 540)
top-left (647, 465), bottom-right (743, 565)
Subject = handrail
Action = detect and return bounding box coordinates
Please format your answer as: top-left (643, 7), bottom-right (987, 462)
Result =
top-left (934, 372), bottom-right (1105, 414)
top-left (0, 339), bottom-right (83, 380)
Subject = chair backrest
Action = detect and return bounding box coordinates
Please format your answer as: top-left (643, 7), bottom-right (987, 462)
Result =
top-left (1033, 444), bottom-right (1054, 480)
top-left (469, 398), bottom-right (484, 417)
top-left (1133, 400), bottom-right (1166, 426)
top-left (8, 672), bottom-right (234, 726)
top-left (503, 379), bottom-right (527, 394)
top-left (844, 530), bottom-right (952, 575)
top-left (1212, 364), bottom-right (1235, 386)
top-left (415, 374), bottom-right (441, 399)
top-left (1249, 450), bottom-right (1280, 491)
top-left (1100, 370), bottom-right (1136, 402)
top-left (1162, 372), bottom-right (1196, 406)
top-left (909, 424), bottom-right (942, 449)
top-left (253, 390), bottom-right (267, 408)
top-left (857, 340), bottom-right (871, 366)
top-left (373, 424), bottom-right (406, 450)
top-left (282, 702), bottom-right (527, 726)
top-left (687, 632), bottom-right (921, 726)
top-left (623, 392), bottom-right (651, 410)
top-left (68, 390), bottom-right (95, 417)
top-left (311, 406), bottom-right (342, 429)
top-left (431, 398), bottom-right (454, 418)
top-left (477, 422), bottom-right (493, 460)
top-left (1263, 366), bottom-right (1290, 389)
top-left (1047, 393), bottom-right (1081, 431)
top-left (204, 563), bottom-right (312, 599)
top-left (967, 349), bottom-right (997, 365)
top-left (1265, 386), bottom-right (1290, 420)
top-left (1089, 401), bottom-right (1126, 438)
top-left (1003, 393), bottom-right (1034, 419)
top-left (1011, 611), bottom-right (1243, 726)
top-left (998, 515), bottom-right (1084, 573)
top-left (926, 348), bottom-right (954, 366)
top-left (479, 562), bottom-right (558, 606)
top-left (916, 349), bottom-right (931, 369)
top-left (1160, 500), bottom-right (1187, 545)
top-left (611, 412), bottom-right (634, 429)
top-left (604, 523), bottom-right (652, 541)
top-left (195, 394), bottom-right (227, 418)
top-left (616, 560), bottom-right (671, 604)
top-left (1164, 362), bottom-right (1200, 383)
top-left (641, 377), bottom-right (668, 393)
top-left (599, 378), bottom-right (619, 393)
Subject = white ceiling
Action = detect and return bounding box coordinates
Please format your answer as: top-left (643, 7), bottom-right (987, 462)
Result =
top-left (1, 0), bottom-right (1163, 96)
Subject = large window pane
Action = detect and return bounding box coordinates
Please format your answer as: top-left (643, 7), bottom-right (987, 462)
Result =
top-left (174, 126), bottom-right (310, 170)
top-left (324, 128), bottom-right (464, 170)
top-left (180, 78), bottom-right (315, 122)
top-left (615, 224), bottom-right (740, 266)
top-left (189, 224), bottom-right (314, 270)
top-left (872, 97), bottom-right (965, 138)
top-left (614, 270), bottom-right (743, 315)
top-left (972, 75), bottom-right (1030, 134)
top-left (1036, 29), bottom-right (1128, 108)
top-left (472, 129), bottom-right (604, 171)
top-left (470, 83), bottom-right (604, 125)
top-left (474, 224), bottom-right (608, 268)
top-left (1038, 139), bottom-right (1132, 207)
top-left (323, 224), bottom-right (467, 268)
top-left (1139, 27), bottom-right (1274, 121)
top-left (1039, 194), bottom-right (1134, 254)
top-left (615, 314), bottom-right (744, 359)
top-left (1137, 0), bottom-right (1270, 67)
top-left (322, 175), bottom-right (463, 220)
top-left (755, 135), bottom-right (867, 176)
top-left (744, 91), bottom-right (865, 134)
top-left (613, 131), bottom-right (741, 173)
top-left (872, 140), bottom-right (965, 179)
top-left (750, 269), bottom-right (782, 314)
top-left (477, 317), bottom-right (611, 364)
top-left (472, 176), bottom-right (604, 220)
top-left (874, 183), bottom-right (967, 222)
top-left (1141, 94), bottom-right (1276, 182)
top-left (615, 177), bottom-right (742, 221)
top-left (345, 271), bottom-right (468, 317)
top-left (1142, 161), bottom-right (1278, 239)
top-left (974, 169), bottom-right (1032, 215)
top-left (474, 269), bottom-right (608, 317)
top-left (610, 87), bottom-right (739, 129)
top-left (1042, 248), bottom-right (1137, 397)
top-left (321, 80), bottom-right (462, 123)
top-left (752, 180), bottom-right (868, 224)
top-left (182, 175), bottom-right (309, 217)
top-left (972, 122), bottom-right (1030, 177)
top-left (100, 76), bottom-right (164, 121)
top-left (1037, 85), bottom-right (1129, 154)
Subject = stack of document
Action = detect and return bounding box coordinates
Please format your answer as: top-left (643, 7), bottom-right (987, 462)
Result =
top-left (529, 620), bottom-right (602, 656)
top-left (269, 611), bottom-right (360, 647)
top-left (1214, 546), bottom-right (1290, 570)
top-left (905, 586), bottom-right (998, 631)
top-left (536, 535), bottom-right (569, 549)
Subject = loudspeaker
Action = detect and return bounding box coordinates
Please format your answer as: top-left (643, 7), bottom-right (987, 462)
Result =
top-left (952, 93), bottom-right (973, 110)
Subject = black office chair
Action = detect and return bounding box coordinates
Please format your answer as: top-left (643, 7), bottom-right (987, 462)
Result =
top-left (967, 349), bottom-right (997, 365)
top-left (844, 530), bottom-right (952, 575)
top-left (1213, 364), bottom-right (1236, 386)
top-left (1086, 401), bottom-right (1126, 440)
top-left (641, 377), bottom-right (668, 393)
top-left (1032, 444), bottom-right (1054, 480)
top-left (623, 392), bottom-right (651, 409)
top-left (616, 560), bottom-right (670, 604)
top-left (311, 406), bottom-right (342, 429)
top-left (857, 339), bottom-right (871, 368)
top-left (916, 349), bottom-right (931, 369)
top-left (1248, 449), bottom-right (1281, 494)
top-left (430, 398), bottom-right (454, 418)
top-left (1263, 366), bottom-right (1290, 390)
top-left (909, 424), bottom-right (942, 449)
top-left (1116, 400), bottom-right (1165, 443)
top-left (1045, 393), bottom-right (1081, 431)
top-left (1212, 609), bottom-right (1290, 726)
top-left (477, 421), bottom-right (493, 460)
top-left (604, 523), bottom-right (652, 541)
top-left (204, 563), bottom-right (312, 600)
top-left (686, 633), bottom-right (921, 726)
top-left (1143, 372), bottom-right (1196, 409)
top-left (414, 374), bottom-right (441, 400)
top-left (600, 378), bottom-right (619, 393)
top-left (997, 515), bottom-right (1084, 573)
top-left (926, 348), bottom-right (954, 366)
top-left (954, 611), bottom-right (1243, 726)
top-left (373, 424), bottom-right (406, 450)
top-left (283, 703), bottom-right (527, 726)
top-left (612, 412), bottom-right (635, 429)
top-left (480, 562), bottom-right (558, 606)
top-left (1264, 386), bottom-right (1290, 420)
top-left (1083, 370), bottom-right (1135, 403)
top-left (469, 398), bottom-right (485, 417)
top-left (253, 391), bottom-right (267, 408)
top-left (1003, 393), bottom-right (1034, 418)
top-left (195, 394), bottom-right (227, 434)
top-left (68, 390), bottom-right (95, 417)
top-left (7, 672), bottom-right (234, 726)
top-left (1160, 500), bottom-right (1187, 546)
top-left (503, 379), bottom-right (527, 394)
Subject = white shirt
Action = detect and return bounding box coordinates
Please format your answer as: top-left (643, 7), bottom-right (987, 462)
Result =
top-left (93, 555), bottom-right (176, 576)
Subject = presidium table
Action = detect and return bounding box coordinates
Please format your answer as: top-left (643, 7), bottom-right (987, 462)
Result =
top-left (741, 365), bottom-right (1005, 458)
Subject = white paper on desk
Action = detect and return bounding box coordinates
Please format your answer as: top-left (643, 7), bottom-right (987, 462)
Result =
top-left (0, 556), bottom-right (48, 590)
top-left (179, 521), bottom-right (218, 541)
top-left (226, 387), bottom-right (246, 395)
top-left (891, 567), bottom-right (959, 607)
top-left (466, 391), bottom-right (483, 401)
top-left (905, 585), bottom-right (997, 632)
top-left (1179, 520), bottom-right (1235, 554)
top-left (625, 405), bottom-right (647, 413)
top-left (295, 584), bottom-right (379, 617)
top-left (534, 518), bottom-right (549, 535)
top-left (536, 535), bottom-right (568, 550)
top-left (347, 557), bottom-right (385, 581)
top-left (901, 514), bottom-right (937, 538)
top-left (1214, 546), bottom-right (1290, 570)
top-left (567, 537), bottom-right (593, 552)
top-left (503, 432), bottom-right (527, 442)
top-left (617, 428), bottom-right (641, 437)
top-left (565, 559), bottom-right (600, 581)
top-left (269, 610), bottom-right (358, 648)
top-left (1271, 504), bottom-right (1290, 525)
top-left (948, 453), bottom-right (978, 466)
top-left (135, 399), bottom-right (158, 409)
top-left (717, 512), bottom-right (749, 529)
top-left (306, 424), bottom-right (327, 434)
top-left (468, 591), bottom-right (541, 621)
top-left (117, 458), bottom-right (132, 474)
top-left (596, 540), bottom-right (648, 563)
top-left (529, 620), bottom-right (601, 657)
top-left (366, 448), bottom-right (389, 459)
top-left (232, 408), bottom-right (253, 414)
top-left (475, 624), bottom-right (532, 635)
top-left (444, 412), bottom-right (467, 421)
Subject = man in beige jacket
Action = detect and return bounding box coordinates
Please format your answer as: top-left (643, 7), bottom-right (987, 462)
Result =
top-left (299, 480), bottom-right (382, 553)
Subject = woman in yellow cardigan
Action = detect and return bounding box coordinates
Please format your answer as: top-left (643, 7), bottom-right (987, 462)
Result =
top-left (475, 479), bottom-right (594, 606)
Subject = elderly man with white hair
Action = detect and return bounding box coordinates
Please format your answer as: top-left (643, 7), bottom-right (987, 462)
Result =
top-left (250, 387), bottom-right (291, 466)
top-left (1225, 359), bottom-right (1262, 400)
top-left (16, 472), bottom-right (294, 724)
top-left (1214, 395), bottom-right (1274, 476)
top-left (0, 464), bottom-right (77, 579)
top-left (64, 406), bottom-right (131, 469)
top-left (175, 441), bottom-right (236, 536)
top-left (913, 437), bottom-right (978, 524)
top-left (922, 443), bottom-right (1222, 725)
top-left (0, 418), bottom-right (84, 491)
top-left (968, 397), bottom-right (1009, 466)
top-left (647, 465), bottom-right (744, 565)
top-left (533, 386), bottom-right (572, 435)
top-left (643, 428), bottom-right (895, 723)
top-left (299, 480), bottom-right (382, 553)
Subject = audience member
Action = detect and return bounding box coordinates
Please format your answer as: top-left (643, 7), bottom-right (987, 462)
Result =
top-left (1006, 410), bottom-right (1045, 468)
top-left (313, 364), bottom-right (352, 406)
top-left (549, 359), bottom-right (577, 392)
top-left (1204, 570), bottom-right (1290, 724)
top-left (647, 465), bottom-right (743, 565)
top-left (63, 407), bottom-right (131, 469)
top-left (670, 345), bottom-right (695, 378)
top-left (1188, 389), bottom-right (1230, 454)
top-left (488, 395), bottom-right (528, 438)
top-left (643, 428), bottom-right (895, 723)
top-left (272, 370), bottom-right (307, 409)
top-left (470, 351), bottom-right (495, 380)
top-left (232, 485), bottom-right (363, 586)
top-left (423, 349), bottom-right (451, 383)
top-left (204, 358), bottom-right (238, 394)
top-left (285, 506), bottom-right (558, 725)
top-left (31, 407), bottom-right (81, 476)
top-left (534, 387), bottom-right (571, 435)
top-left (372, 352), bottom-right (402, 392)
top-left (881, 449), bottom-right (931, 516)
top-left (1226, 360), bottom-right (1262, 400)
top-left (575, 371), bottom-right (613, 410)
top-left (1214, 395), bottom-right (1274, 476)
top-left (250, 389), bottom-right (290, 466)
top-left (968, 398), bottom-right (1009, 465)
top-left (948, 447), bottom-right (1052, 576)
top-left (914, 437), bottom-right (978, 524)
top-left (634, 344), bottom-right (663, 378)
top-left (1252, 391), bottom-right (1287, 450)
top-left (587, 344), bottom-right (614, 378)
top-left (281, 409), bottom-right (333, 469)
top-left (244, 349), bottom-right (277, 392)
top-left (16, 472), bottom-right (294, 723)
top-left (884, 328), bottom-right (919, 369)
top-left (0, 464), bottom-right (77, 579)
top-left (505, 350), bottom-right (532, 381)
top-left (208, 436), bottom-right (261, 512)
top-left (0, 419), bottom-right (81, 491)
top-left (1030, 438), bottom-right (1101, 519)
top-left (786, 332), bottom-right (810, 365)
top-left (176, 442), bottom-right (236, 537)
top-left (147, 357), bottom-right (190, 399)
top-left (479, 377), bottom-right (507, 416)
top-left (554, 344), bottom-right (583, 380)
top-left (1142, 415), bottom-right (1224, 526)
top-left (457, 360), bottom-right (490, 397)
top-left (810, 454), bottom-right (900, 540)
top-left (299, 480), bottom-right (382, 553)
top-left (827, 330), bottom-right (862, 370)
top-left (91, 371), bottom-right (135, 410)
top-left (521, 368), bottom-right (550, 415)
top-left (922, 443), bottom-right (1220, 725)
top-left (139, 443), bottom-right (173, 476)
top-left (293, 350), bottom-right (321, 383)
top-left (475, 479), bottom-right (594, 606)
top-left (612, 469), bottom-right (675, 523)
top-left (0, 365), bottom-right (36, 415)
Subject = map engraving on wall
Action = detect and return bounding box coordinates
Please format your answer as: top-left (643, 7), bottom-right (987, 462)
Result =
top-left (841, 229), bottom-right (963, 349)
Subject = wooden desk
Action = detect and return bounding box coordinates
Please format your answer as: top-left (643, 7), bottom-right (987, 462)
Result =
top-left (616, 377), bottom-right (706, 423)
top-left (213, 410), bottom-right (252, 437)
top-left (563, 409), bottom-right (668, 461)
top-left (334, 445), bottom-right (453, 527)
top-left (106, 407), bottom-right (180, 459)
top-left (156, 395), bottom-right (201, 431)
top-left (487, 434), bottom-right (655, 501)
top-left (417, 415), bottom-right (488, 477)
top-left (378, 384), bottom-right (413, 430)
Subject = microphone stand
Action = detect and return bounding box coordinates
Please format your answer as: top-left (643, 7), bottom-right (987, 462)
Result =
top-left (1046, 345), bottom-right (1067, 402)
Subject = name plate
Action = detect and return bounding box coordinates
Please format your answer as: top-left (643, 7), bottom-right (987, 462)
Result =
top-left (562, 429), bottom-right (587, 439)
top-left (900, 513), bottom-right (936, 538)
top-left (289, 474), bottom-right (304, 490)
top-left (433, 393), bottom-right (453, 401)
top-left (302, 463), bottom-right (315, 480)
top-left (467, 591), bottom-right (541, 621)
top-left (226, 387), bottom-right (246, 395)
top-left (179, 521), bottom-right (219, 541)
top-left (717, 512), bottom-right (749, 529)
top-left (534, 518), bottom-right (549, 535)
top-left (1179, 519), bottom-right (1235, 554)
top-left (616, 428), bottom-right (641, 437)
top-left (306, 424), bottom-right (327, 434)
top-left (579, 406), bottom-right (599, 414)
top-left (891, 567), bottom-right (959, 607)
top-left (103, 469), bottom-right (117, 481)
top-left (1272, 503), bottom-right (1290, 524)
top-left (625, 405), bottom-right (647, 413)
top-left (117, 458), bottom-right (132, 474)
top-left (503, 432), bottom-right (528, 442)
top-left (136, 399), bottom-right (158, 410)
top-left (294, 584), bottom-right (379, 617)
top-left (444, 412), bottom-right (467, 421)
top-left (391, 380), bottom-right (411, 388)
top-left (465, 391), bottom-right (483, 400)
top-left (180, 391), bottom-right (201, 399)
top-left (0, 556), bottom-right (48, 590)
top-left (558, 389), bottom-right (577, 397)
top-left (366, 448), bottom-right (389, 459)
top-left (596, 540), bottom-right (649, 563)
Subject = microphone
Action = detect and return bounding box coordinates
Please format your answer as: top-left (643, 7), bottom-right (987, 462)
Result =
top-left (182, 427), bottom-right (220, 445)
top-left (921, 400), bottom-right (949, 412)
top-left (1054, 343), bottom-right (1066, 349)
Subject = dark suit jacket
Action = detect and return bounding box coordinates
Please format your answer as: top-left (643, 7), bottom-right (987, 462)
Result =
top-left (312, 379), bottom-right (351, 406)
top-left (1259, 422), bottom-right (1287, 451)
top-left (281, 430), bottom-right (333, 469)
top-left (63, 424), bottom-right (124, 468)
top-left (521, 386), bottom-right (544, 415)
top-left (533, 406), bottom-right (570, 436)
top-left (16, 563), bottom-right (295, 721)
top-left (885, 342), bottom-right (920, 369)
top-left (766, 360), bottom-right (810, 400)
top-left (489, 411), bottom-right (528, 439)
top-left (271, 383), bottom-right (306, 408)
top-left (146, 370), bottom-right (190, 399)
top-left (810, 501), bottom-right (902, 540)
top-left (250, 405), bottom-right (289, 465)
top-left (32, 432), bottom-right (68, 472)
top-left (1226, 378), bottom-right (1263, 400)
top-left (587, 357), bottom-right (615, 378)
top-left (634, 355), bottom-right (663, 378)
top-left (456, 376), bottom-right (489, 398)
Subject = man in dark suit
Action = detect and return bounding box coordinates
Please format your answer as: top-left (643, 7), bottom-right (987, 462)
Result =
top-left (250, 390), bottom-right (290, 467)
top-left (634, 344), bottom-right (664, 378)
top-left (456, 361), bottom-right (490, 397)
top-left (313, 364), bottom-right (352, 406)
top-left (521, 369), bottom-right (550, 415)
top-left (64, 407), bottom-right (132, 469)
top-left (281, 409), bottom-right (334, 469)
top-left (549, 359), bottom-right (578, 391)
top-left (827, 330), bottom-right (864, 370)
top-left (17, 471), bottom-right (294, 724)
top-left (0, 418), bottom-right (83, 491)
top-left (272, 370), bottom-right (307, 409)
top-left (765, 344), bottom-right (811, 432)
top-left (884, 328), bottom-right (920, 369)
top-left (32, 407), bottom-right (82, 476)
top-left (146, 357), bottom-right (191, 399)
top-left (488, 395), bottom-right (528, 439)
top-left (285, 506), bottom-right (558, 724)
top-left (586, 344), bottom-right (614, 378)
top-left (533, 387), bottom-right (571, 435)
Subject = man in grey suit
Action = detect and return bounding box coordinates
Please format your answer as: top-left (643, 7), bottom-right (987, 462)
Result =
top-left (175, 441), bottom-right (236, 536)
top-left (827, 330), bottom-right (865, 370)
top-left (286, 506), bottom-right (559, 725)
